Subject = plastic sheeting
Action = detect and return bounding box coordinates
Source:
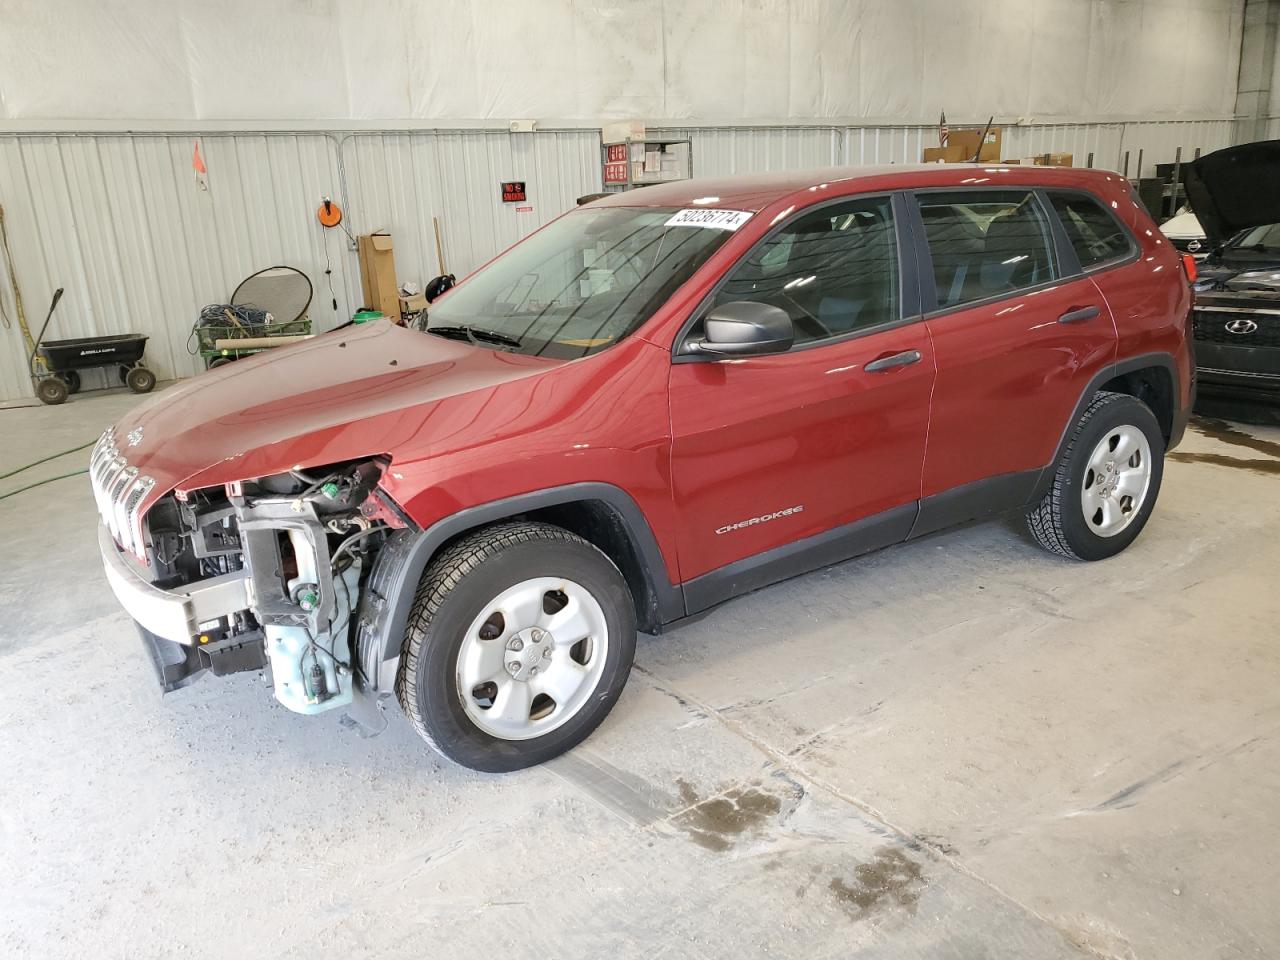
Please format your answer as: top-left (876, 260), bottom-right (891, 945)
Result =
top-left (0, 0), bottom-right (1245, 125)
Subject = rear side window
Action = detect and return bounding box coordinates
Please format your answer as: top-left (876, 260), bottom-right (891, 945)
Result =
top-left (712, 196), bottom-right (899, 346)
top-left (915, 191), bottom-right (1056, 309)
top-left (1049, 192), bottom-right (1133, 269)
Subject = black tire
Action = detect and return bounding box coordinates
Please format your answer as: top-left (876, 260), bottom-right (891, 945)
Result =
top-left (208, 356), bottom-right (234, 370)
top-left (396, 521), bottom-right (637, 772)
top-left (117, 364), bottom-right (131, 384)
top-left (1026, 391), bottom-right (1165, 561)
top-left (64, 370), bottom-right (81, 394)
top-left (126, 366), bottom-right (156, 393)
top-left (36, 377), bottom-right (68, 405)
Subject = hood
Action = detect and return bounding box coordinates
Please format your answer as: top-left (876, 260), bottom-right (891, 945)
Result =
top-left (1158, 211), bottom-right (1203, 240)
top-left (115, 319), bottom-right (560, 497)
top-left (1184, 139), bottom-right (1280, 247)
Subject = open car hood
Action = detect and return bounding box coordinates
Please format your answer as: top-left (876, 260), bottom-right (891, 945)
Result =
top-left (1184, 139), bottom-right (1280, 247)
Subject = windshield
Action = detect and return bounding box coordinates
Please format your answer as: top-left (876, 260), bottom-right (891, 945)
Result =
top-left (426, 206), bottom-right (740, 359)
top-left (1229, 223), bottom-right (1280, 253)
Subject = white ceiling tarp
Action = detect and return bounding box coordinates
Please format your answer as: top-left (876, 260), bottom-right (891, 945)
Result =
top-left (0, 0), bottom-right (1244, 126)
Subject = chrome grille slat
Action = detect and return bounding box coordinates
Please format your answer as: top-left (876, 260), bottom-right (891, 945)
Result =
top-left (89, 428), bottom-right (157, 559)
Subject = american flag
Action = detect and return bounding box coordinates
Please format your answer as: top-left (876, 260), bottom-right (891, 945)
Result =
top-left (938, 111), bottom-right (949, 148)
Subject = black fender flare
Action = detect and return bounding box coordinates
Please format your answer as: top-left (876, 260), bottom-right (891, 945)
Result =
top-left (1030, 351), bottom-right (1185, 503)
top-left (354, 482), bottom-right (682, 691)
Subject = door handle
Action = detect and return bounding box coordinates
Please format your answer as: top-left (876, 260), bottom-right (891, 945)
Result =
top-left (1058, 305), bottom-right (1101, 324)
top-left (864, 350), bottom-right (923, 373)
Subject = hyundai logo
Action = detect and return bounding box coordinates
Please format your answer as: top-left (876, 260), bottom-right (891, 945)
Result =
top-left (1225, 318), bottom-right (1259, 335)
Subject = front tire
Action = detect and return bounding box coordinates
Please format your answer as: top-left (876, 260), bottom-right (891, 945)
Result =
top-left (396, 522), bottom-right (637, 772)
top-left (1026, 391), bottom-right (1164, 561)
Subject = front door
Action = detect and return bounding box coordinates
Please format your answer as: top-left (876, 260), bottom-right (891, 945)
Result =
top-left (667, 194), bottom-right (936, 609)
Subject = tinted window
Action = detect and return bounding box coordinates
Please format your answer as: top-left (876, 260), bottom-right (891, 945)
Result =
top-left (710, 197), bottom-right (899, 346)
top-left (916, 191), bottom-right (1056, 308)
top-left (428, 206), bottom-right (733, 359)
top-left (1050, 192), bottom-right (1133, 268)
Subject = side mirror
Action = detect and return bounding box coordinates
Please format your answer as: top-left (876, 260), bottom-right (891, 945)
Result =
top-left (685, 300), bottom-right (794, 357)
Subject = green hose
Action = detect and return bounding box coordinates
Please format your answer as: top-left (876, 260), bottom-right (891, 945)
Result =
top-left (0, 438), bottom-right (95, 480)
top-left (0, 468), bottom-right (88, 501)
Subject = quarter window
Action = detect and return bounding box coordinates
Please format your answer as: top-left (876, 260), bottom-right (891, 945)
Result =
top-left (710, 197), bottom-right (900, 346)
top-left (916, 191), bottom-right (1056, 309)
top-left (1049, 192), bottom-right (1134, 268)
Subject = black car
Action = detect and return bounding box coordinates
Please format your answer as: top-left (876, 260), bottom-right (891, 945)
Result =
top-left (1185, 140), bottom-right (1280, 402)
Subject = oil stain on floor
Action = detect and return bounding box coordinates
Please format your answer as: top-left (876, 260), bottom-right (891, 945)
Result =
top-left (1175, 417), bottom-right (1280, 475)
top-left (827, 845), bottom-right (927, 921)
top-left (672, 779), bottom-right (789, 852)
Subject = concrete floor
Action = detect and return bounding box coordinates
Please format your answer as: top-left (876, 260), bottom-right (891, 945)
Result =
top-left (2, 384), bottom-right (1278, 960)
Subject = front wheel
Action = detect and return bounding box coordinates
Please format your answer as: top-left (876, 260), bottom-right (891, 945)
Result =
top-left (1026, 391), bottom-right (1164, 561)
top-left (396, 522), bottom-right (637, 772)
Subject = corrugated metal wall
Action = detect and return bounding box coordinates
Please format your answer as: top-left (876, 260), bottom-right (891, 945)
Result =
top-left (0, 130), bottom-right (600, 401)
top-left (0, 119), bottom-right (1235, 401)
top-left (656, 119), bottom-right (1235, 179)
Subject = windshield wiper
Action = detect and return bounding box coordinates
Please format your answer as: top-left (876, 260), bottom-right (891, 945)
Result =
top-left (425, 324), bottom-right (523, 349)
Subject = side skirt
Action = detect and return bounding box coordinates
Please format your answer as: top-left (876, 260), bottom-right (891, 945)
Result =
top-left (681, 503), bottom-right (918, 616)
top-left (908, 469), bottom-right (1041, 541)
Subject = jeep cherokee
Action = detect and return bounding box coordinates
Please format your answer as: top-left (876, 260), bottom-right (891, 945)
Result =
top-left (93, 164), bottom-right (1194, 771)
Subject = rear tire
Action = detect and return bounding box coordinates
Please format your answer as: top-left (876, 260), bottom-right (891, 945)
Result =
top-left (1026, 391), bottom-right (1164, 561)
top-left (396, 521), bottom-right (636, 772)
top-left (125, 366), bottom-right (156, 393)
top-left (64, 371), bottom-right (81, 394)
top-left (36, 377), bottom-right (68, 405)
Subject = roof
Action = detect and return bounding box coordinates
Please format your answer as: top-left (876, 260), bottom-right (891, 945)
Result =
top-left (590, 164), bottom-right (1127, 212)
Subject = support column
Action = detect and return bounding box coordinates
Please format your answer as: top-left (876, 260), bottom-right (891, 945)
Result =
top-left (1235, 0), bottom-right (1280, 143)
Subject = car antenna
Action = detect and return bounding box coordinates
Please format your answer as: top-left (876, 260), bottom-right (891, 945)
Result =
top-left (971, 115), bottom-right (994, 163)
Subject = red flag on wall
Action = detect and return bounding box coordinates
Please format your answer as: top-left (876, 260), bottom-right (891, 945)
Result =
top-left (193, 140), bottom-right (209, 191)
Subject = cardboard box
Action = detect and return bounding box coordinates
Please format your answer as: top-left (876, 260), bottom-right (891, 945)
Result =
top-left (923, 144), bottom-right (969, 164)
top-left (602, 120), bottom-right (645, 143)
top-left (1029, 152), bottom-right (1073, 167)
top-left (947, 126), bottom-right (1003, 162)
top-left (357, 233), bottom-right (401, 321)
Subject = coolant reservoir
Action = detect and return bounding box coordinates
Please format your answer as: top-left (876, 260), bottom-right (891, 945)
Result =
top-left (267, 561), bottom-right (360, 715)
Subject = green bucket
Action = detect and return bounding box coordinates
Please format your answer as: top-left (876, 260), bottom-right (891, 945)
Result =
top-left (352, 309), bottom-right (384, 324)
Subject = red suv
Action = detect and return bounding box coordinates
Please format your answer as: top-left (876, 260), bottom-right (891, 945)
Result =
top-left (94, 164), bottom-right (1193, 771)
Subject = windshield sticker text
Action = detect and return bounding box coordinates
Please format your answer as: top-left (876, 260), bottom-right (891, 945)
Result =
top-left (665, 208), bottom-right (753, 231)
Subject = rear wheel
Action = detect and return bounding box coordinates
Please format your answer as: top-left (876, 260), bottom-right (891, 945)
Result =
top-left (208, 356), bottom-right (234, 370)
top-left (396, 521), bottom-right (636, 772)
top-left (125, 366), bottom-right (156, 393)
top-left (1026, 391), bottom-right (1164, 560)
top-left (36, 377), bottom-right (68, 405)
top-left (64, 370), bottom-right (81, 394)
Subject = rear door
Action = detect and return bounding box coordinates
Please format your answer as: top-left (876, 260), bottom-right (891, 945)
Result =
top-left (911, 187), bottom-right (1118, 534)
top-left (667, 193), bottom-right (935, 607)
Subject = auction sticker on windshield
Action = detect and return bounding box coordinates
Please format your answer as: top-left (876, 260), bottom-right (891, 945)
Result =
top-left (664, 208), bottom-right (753, 231)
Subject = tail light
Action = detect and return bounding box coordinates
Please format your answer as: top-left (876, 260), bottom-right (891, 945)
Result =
top-left (1181, 253), bottom-right (1198, 283)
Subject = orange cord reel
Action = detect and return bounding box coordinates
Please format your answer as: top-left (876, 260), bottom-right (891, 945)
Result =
top-left (316, 198), bottom-right (343, 228)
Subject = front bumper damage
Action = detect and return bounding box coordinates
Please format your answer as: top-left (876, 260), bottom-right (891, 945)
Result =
top-left (99, 523), bottom-right (261, 690)
top-left (97, 506), bottom-right (386, 734)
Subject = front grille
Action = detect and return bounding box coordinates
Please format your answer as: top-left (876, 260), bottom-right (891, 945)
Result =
top-left (1192, 308), bottom-right (1280, 349)
top-left (90, 427), bottom-right (156, 558)
top-left (1169, 236), bottom-right (1206, 255)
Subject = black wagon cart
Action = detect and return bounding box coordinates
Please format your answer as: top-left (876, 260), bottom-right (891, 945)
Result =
top-left (29, 289), bottom-right (156, 405)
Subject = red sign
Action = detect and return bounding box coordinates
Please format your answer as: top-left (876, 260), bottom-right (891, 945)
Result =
top-left (500, 181), bottom-right (527, 202)
top-left (606, 143), bottom-right (627, 163)
top-left (603, 162), bottom-right (628, 184)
